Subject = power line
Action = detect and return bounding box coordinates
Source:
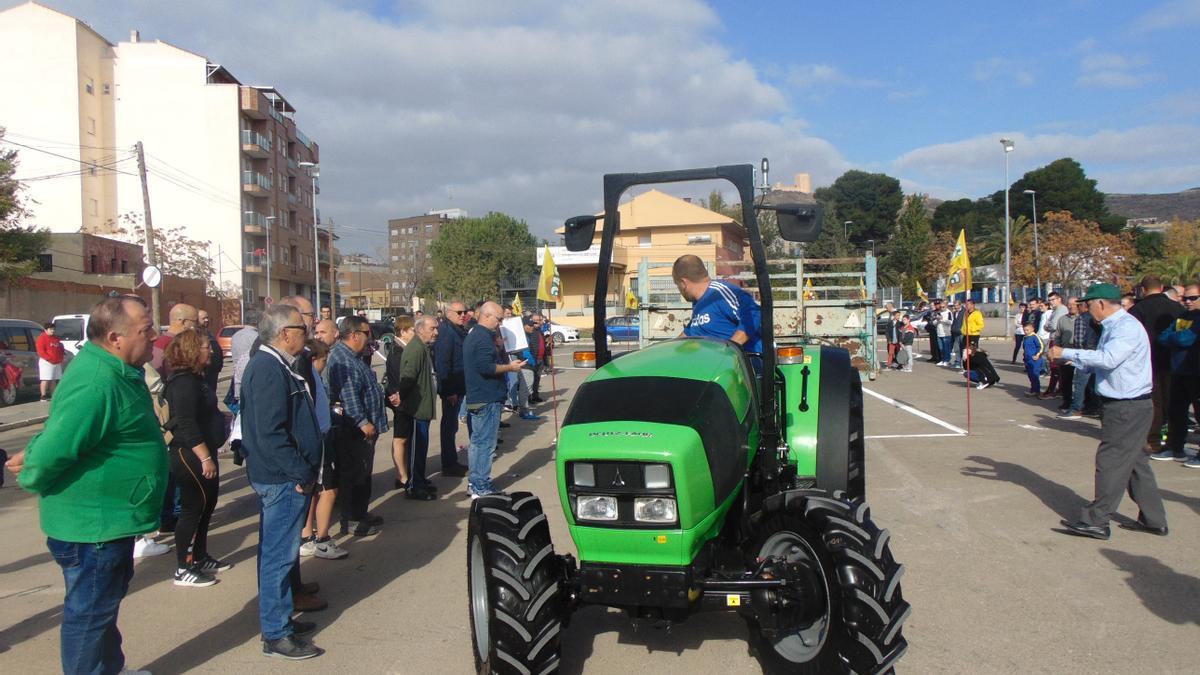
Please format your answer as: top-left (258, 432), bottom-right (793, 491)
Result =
top-left (1, 138), bottom-right (139, 178)
top-left (16, 155), bottom-right (137, 182)
top-left (0, 130), bottom-right (123, 152)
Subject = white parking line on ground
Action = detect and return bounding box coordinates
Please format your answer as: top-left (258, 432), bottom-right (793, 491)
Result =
top-left (865, 433), bottom-right (965, 439)
top-left (862, 388), bottom-right (968, 436)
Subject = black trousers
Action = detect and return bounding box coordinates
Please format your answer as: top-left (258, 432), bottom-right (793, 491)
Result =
top-left (1148, 368), bottom-right (1172, 450)
top-left (337, 431), bottom-right (376, 523)
top-left (1060, 364), bottom-right (1075, 409)
top-left (1011, 334), bottom-right (1023, 363)
top-left (927, 332), bottom-right (940, 362)
top-left (170, 446), bottom-right (219, 568)
top-left (1165, 374), bottom-right (1200, 454)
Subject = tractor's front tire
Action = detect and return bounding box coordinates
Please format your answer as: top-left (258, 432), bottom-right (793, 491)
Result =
top-left (467, 492), bottom-right (564, 675)
top-left (747, 490), bottom-right (908, 674)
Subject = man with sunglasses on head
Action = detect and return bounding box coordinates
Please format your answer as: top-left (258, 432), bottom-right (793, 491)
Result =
top-left (1151, 283), bottom-right (1200, 467)
top-left (433, 301), bottom-right (471, 477)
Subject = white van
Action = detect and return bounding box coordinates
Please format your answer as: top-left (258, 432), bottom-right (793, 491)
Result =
top-left (52, 314), bottom-right (90, 356)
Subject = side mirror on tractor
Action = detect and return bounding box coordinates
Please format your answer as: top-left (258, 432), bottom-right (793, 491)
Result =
top-left (761, 203), bottom-right (823, 243)
top-left (563, 215), bottom-right (599, 251)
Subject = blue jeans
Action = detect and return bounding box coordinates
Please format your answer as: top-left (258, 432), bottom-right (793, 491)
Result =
top-left (251, 481), bottom-right (309, 641)
top-left (439, 395), bottom-right (465, 469)
top-left (937, 336), bottom-right (952, 363)
top-left (950, 335), bottom-right (963, 366)
top-left (1072, 371), bottom-right (1094, 412)
top-left (409, 419), bottom-right (432, 490)
top-left (47, 536), bottom-right (135, 675)
top-left (467, 401), bottom-right (502, 494)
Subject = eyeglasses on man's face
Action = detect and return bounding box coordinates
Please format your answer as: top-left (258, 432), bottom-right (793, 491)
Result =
top-left (1185, 295), bottom-right (1200, 302)
top-left (283, 324), bottom-right (307, 334)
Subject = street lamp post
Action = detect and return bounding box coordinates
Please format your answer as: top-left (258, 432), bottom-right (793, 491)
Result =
top-left (1023, 189), bottom-right (1039, 294)
top-left (1001, 138), bottom-right (1015, 343)
top-left (844, 220), bottom-right (853, 240)
top-left (298, 161), bottom-right (320, 307)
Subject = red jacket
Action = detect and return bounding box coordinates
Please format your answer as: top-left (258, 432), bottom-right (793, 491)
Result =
top-left (36, 332), bottom-right (65, 364)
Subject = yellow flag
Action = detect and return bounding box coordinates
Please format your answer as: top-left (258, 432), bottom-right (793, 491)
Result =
top-left (916, 280), bottom-right (929, 303)
top-left (537, 245), bottom-right (561, 304)
top-left (804, 278), bottom-right (818, 300)
top-left (511, 293), bottom-right (523, 315)
top-left (625, 287), bottom-right (638, 310)
top-left (859, 277), bottom-right (868, 300)
top-left (945, 229), bottom-right (972, 298)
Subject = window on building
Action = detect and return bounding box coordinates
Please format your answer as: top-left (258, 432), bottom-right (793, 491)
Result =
top-left (37, 254), bottom-right (52, 272)
top-left (687, 234), bottom-right (712, 245)
top-left (90, 254), bottom-right (98, 272)
top-left (102, 83), bottom-right (111, 95)
top-left (639, 233), bottom-right (651, 247)
top-left (87, 117), bottom-right (96, 135)
top-left (85, 77), bottom-right (94, 95)
top-left (120, 259), bottom-right (128, 273)
top-left (110, 257), bottom-right (117, 271)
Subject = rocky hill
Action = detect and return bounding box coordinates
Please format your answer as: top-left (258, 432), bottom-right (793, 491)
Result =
top-left (1105, 188), bottom-right (1200, 223)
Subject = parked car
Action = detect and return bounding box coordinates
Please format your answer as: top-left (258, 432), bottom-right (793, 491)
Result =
top-left (547, 322), bottom-right (579, 343)
top-left (216, 324), bottom-right (246, 358)
top-left (52, 313), bottom-right (89, 356)
top-left (0, 319), bottom-right (51, 405)
top-left (605, 315), bottom-right (640, 342)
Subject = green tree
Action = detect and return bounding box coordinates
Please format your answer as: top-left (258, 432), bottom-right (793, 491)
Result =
top-left (994, 158), bottom-right (1124, 233)
top-left (931, 197), bottom-right (996, 242)
top-left (0, 128), bottom-right (51, 284)
top-left (975, 214), bottom-right (1031, 267)
top-left (429, 212), bottom-right (538, 301)
top-left (813, 170), bottom-right (903, 243)
top-left (884, 195), bottom-right (935, 296)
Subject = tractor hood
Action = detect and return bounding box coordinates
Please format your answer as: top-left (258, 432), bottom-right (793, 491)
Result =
top-left (579, 338), bottom-right (756, 421)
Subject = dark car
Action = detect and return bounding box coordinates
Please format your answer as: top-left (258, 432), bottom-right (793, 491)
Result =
top-left (605, 315), bottom-right (640, 342)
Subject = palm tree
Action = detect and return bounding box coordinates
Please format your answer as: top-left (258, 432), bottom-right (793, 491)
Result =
top-left (976, 215), bottom-right (1030, 265)
top-left (1147, 254), bottom-right (1200, 285)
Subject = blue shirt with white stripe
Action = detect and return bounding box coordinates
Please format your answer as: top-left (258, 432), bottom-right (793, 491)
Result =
top-left (684, 279), bottom-right (763, 353)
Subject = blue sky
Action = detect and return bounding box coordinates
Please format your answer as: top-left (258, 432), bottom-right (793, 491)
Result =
top-left (9, 0), bottom-right (1200, 253)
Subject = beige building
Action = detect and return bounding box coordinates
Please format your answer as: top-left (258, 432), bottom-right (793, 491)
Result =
top-left (546, 189), bottom-right (748, 328)
top-left (337, 254), bottom-right (391, 310)
top-left (0, 2), bottom-right (333, 319)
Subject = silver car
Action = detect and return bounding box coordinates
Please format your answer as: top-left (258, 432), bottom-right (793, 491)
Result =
top-left (0, 318), bottom-right (48, 405)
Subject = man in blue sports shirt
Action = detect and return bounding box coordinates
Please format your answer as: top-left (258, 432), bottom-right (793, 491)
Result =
top-left (672, 254), bottom-right (762, 352)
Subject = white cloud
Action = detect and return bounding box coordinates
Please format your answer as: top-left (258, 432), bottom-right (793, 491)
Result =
top-left (892, 126), bottom-right (1200, 197)
top-left (1075, 49), bottom-right (1157, 89)
top-left (1131, 0), bottom-right (1200, 33)
top-left (33, 0), bottom-right (848, 251)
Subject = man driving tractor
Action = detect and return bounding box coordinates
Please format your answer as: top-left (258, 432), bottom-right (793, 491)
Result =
top-left (672, 254), bottom-right (763, 353)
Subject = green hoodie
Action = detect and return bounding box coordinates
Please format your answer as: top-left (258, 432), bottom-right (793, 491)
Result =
top-left (19, 341), bottom-right (168, 543)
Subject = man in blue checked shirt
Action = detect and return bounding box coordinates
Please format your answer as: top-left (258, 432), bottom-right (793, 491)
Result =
top-left (324, 315), bottom-right (390, 537)
top-left (672, 254), bottom-right (762, 353)
top-left (1049, 283), bottom-right (1168, 540)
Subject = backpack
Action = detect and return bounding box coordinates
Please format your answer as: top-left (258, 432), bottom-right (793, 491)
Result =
top-left (144, 364), bottom-right (175, 445)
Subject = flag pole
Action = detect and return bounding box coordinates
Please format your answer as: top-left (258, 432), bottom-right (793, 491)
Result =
top-left (964, 291), bottom-right (972, 435)
top-left (546, 304), bottom-right (561, 443)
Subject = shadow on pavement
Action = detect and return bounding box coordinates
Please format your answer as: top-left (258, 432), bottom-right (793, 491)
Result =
top-left (559, 605), bottom-right (750, 674)
top-left (1098, 549), bottom-right (1200, 626)
top-left (960, 455), bottom-right (1089, 520)
top-left (1160, 488), bottom-right (1200, 516)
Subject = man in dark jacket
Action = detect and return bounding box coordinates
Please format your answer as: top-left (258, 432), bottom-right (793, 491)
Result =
top-left (198, 309), bottom-right (223, 395)
top-left (1151, 283), bottom-right (1200, 466)
top-left (241, 304), bottom-right (324, 660)
top-left (949, 301), bottom-right (965, 368)
top-left (397, 316), bottom-right (439, 499)
top-left (433, 301), bottom-right (470, 476)
top-left (464, 301), bottom-right (526, 497)
top-left (1129, 275), bottom-right (1185, 452)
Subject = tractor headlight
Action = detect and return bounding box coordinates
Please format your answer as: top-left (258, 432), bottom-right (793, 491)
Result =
top-left (572, 463), bottom-right (595, 487)
top-left (634, 497), bottom-right (677, 523)
top-left (576, 495), bottom-right (618, 521)
top-left (644, 464), bottom-right (671, 489)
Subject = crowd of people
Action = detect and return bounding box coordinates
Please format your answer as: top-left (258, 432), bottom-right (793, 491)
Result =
top-left (3, 292), bottom-right (556, 670)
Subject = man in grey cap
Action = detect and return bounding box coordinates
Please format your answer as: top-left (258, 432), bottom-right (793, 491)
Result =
top-left (1049, 283), bottom-right (1168, 539)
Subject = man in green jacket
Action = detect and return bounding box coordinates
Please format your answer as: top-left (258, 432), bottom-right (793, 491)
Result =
top-left (396, 315), bottom-right (439, 501)
top-left (6, 295), bottom-right (164, 675)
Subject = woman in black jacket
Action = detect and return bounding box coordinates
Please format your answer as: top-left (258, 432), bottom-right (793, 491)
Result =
top-left (384, 316), bottom-right (416, 490)
top-left (163, 329), bottom-right (230, 587)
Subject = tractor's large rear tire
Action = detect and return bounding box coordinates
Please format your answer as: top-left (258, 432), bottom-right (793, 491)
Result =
top-left (847, 374), bottom-right (866, 501)
top-left (747, 490), bottom-right (908, 675)
top-left (467, 492), bottom-right (564, 675)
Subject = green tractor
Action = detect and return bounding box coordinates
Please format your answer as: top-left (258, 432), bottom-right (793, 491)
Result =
top-left (467, 165), bottom-right (908, 673)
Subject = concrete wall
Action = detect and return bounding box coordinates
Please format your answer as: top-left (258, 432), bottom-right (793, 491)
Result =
top-left (1, 275), bottom-right (223, 331)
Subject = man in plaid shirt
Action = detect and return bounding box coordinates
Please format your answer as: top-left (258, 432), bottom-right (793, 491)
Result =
top-left (1059, 298), bottom-right (1102, 419)
top-left (324, 315), bottom-right (390, 536)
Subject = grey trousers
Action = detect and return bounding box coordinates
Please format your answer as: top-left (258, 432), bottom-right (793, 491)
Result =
top-left (1081, 398), bottom-right (1168, 528)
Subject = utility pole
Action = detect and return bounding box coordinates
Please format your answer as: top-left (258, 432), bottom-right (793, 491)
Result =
top-left (134, 141), bottom-right (161, 327)
top-left (327, 218), bottom-right (336, 312)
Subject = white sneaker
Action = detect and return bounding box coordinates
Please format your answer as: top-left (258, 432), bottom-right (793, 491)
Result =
top-left (133, 537), bottom-right (170, 559)
top-left (313, 539), bottom-right (348, 560)
top-left (299, 538), bottom-right (317, 557)
top-left (976, 381), bottom-right (987, 389)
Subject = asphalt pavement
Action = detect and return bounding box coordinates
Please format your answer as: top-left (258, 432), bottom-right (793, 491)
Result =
top-left (0, 340), bottom-right (1197, 673)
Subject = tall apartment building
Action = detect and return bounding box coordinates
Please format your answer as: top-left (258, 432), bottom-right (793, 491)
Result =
top-left (387, 209), bottom-right (465, 308)
top-left (0, 2), bottom-right (335, 318)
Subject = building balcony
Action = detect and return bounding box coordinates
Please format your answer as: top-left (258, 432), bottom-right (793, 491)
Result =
top-left (244, 252), bottom-right (268, 273)
top-left (242, 170), bottom-right (271, 195)
top-left (287, 192), bottom-right (299, 206)
top-left (243, 211), bottom-right (270, 234)
top-left (287, 156), bottom-right (298, 171)
top-left (240, 87), bottom-right (268, 119)
top-left (241, 130), bottom-right (271, 158)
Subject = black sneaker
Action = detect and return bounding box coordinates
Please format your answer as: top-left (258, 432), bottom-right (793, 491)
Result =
top-left (365, 514), bottom-right (384, 526)
top-left (195, 556), bottom-right (232, 573)
top-left (405, 486), bottom-right (437, 501)
top-left (174, 566), bottom-right (217, 588)
top-left (263, 635), bottom-right (323, 660)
